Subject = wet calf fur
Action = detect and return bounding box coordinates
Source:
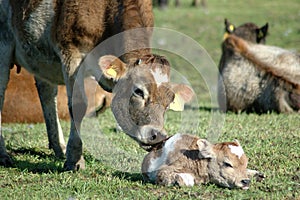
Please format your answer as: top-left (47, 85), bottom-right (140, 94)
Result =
top-left (142, 133), bottom-right (264, 189)
top-left (218, 19), bottom-right (300, 113)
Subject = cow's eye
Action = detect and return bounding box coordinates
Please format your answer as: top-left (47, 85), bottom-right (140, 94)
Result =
top-left (223, 162), bottom-right (233, 168)
top-left (133, 88), bottom-right (144, 99)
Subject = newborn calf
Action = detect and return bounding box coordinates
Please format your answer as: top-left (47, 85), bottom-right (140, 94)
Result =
top-left (142, 134), bottom-right (264, 189)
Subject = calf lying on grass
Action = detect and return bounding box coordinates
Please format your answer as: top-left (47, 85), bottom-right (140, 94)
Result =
top-left (218, 19), bottom-right (300, 113)
top-left (142, 133), bottom-right (264, 189)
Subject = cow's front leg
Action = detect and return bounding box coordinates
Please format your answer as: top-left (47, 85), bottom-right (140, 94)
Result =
top-left (0, 38), bottom-right (14, 166)
top-left (62, 52), bottom-right (87, 171)
top-left (35, 77), bottom-right (66, 158)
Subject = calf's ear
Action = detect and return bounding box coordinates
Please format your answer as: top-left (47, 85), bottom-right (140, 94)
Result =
top-left (169, 84), bottom-right (194, 111)
top-left (197, 139), bottom-right (215, 159)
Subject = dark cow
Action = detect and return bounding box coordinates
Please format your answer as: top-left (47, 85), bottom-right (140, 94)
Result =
top-left (218, 19), bottom-right (300, 113)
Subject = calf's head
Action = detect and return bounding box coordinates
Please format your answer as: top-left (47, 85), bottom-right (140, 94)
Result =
top-left (98, 54), bottom-right (194, 150)
top-left (197, 139), bottom-right (251, 189)
top-left (223, 18), bottom-right (268, 44)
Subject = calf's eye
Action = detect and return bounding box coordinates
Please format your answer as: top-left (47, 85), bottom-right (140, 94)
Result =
top-left (223, 162), bottom-right (233, 168)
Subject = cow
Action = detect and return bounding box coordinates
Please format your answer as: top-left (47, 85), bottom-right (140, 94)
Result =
top-left (2, 67), bottom-right (112, 123)
top-left (142, 133), bottom-right (264, 189)
top-left (218, 19), bottom-right (300, 113)
top-left (0, 0), bottom-right (193, 170)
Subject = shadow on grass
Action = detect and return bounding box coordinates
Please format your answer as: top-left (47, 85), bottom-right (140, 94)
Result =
top-left (7, 146), bottom-right (65, 173)
top-left (112, 170), bottom-right (144, 183)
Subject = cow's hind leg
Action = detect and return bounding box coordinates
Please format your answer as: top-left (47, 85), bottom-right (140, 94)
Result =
top-left (35, 77), bottom-right (66, 158)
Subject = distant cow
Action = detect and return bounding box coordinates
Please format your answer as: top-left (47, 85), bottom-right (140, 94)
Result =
top-left (0, 0), bottom-right (193, 170)
top-left (218, 19), bottom-right (300, 113)
top-left (142, 133), bottom-right (264, 189)
top-left (2, 67), bottom-right (112, 123)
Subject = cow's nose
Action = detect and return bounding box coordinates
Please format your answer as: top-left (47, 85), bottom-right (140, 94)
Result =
top-left (241, 179), bottom-right (251, 186)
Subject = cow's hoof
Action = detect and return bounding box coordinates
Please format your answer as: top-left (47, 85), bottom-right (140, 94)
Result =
top-left (63, 156), bottom-right (85, 171)
top-left (0, 154), bottom-right (14, 167)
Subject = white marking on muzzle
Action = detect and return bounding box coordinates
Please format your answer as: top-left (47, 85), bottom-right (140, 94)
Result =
top-left (228, 145), bottom-right (244, 159)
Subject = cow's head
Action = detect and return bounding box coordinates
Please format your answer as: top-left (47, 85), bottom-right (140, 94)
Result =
top-left (197, 139), bottom-right (251, 189)
top-left (223, 18), bottom-right (268, 44)
top-left (98, 54), bottom-right (194, 151)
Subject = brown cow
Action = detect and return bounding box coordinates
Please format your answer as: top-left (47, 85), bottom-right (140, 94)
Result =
top-left (142, 133), bottom-right (264, 189)
top-left (2, 67), bottom-right (112, 123)
top-left (0, 0), bottom-right (193, 170)
top-left (218, 19), bottom-right (300, 113)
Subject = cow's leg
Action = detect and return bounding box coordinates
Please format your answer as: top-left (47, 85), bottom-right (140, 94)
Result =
top-left (61, 50), bottom-right (87, 171)
top-left (0, 46), bottom-right (14, 166)
top-left (35, 77), bottom-right (66, 158)
top-left (0, 67), bottom-right (13, 167)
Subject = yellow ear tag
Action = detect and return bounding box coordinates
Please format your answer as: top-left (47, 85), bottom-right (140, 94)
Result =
top-left (106, 67), bottom-right (117, 78)
top-left (169, 93), bottom-right (184, 111)
top-left (229, 25), bottom-right (234, 32)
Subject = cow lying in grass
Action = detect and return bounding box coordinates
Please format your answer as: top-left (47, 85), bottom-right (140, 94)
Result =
top-left (0, 0), bottom-right (193, 170)
top-left (218, 19), bottom-right (300, 113)
top-left (2, 67), bottom-right (112, 123)
top-left (142, 133), bottom-right (264, 189)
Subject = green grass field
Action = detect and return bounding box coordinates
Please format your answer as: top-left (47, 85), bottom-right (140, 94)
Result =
top-left (1, 0), bottom-right (300, 199)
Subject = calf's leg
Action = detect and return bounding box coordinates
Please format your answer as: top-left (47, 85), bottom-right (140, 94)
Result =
top-left (156, 165), bottom-right (195, 186)
top-left (35, 77), bottom-right (66, 158)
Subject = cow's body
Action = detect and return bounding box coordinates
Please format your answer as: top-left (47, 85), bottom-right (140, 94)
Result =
top-left (2, 67), bottom-right (112, 123)
top-left (0, 0), bottom-right (193, 170)
top-left (142, 134), bottom-right (264, 189)
top-left (218, 19), bottom-right (300, 113)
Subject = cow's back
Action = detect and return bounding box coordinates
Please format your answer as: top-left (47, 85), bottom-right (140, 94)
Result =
top-left (219, 48), bottom-right (283, 113)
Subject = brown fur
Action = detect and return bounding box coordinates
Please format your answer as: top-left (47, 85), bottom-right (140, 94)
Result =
top-left (142, 134), bottom-right (264, 189)
top-left (2, 67), bottom-right (112, 123)
top-left (218, 19), bottom-right (300, 113)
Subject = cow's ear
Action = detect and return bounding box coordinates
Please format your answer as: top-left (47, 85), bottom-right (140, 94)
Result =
top-left (169, 84), bottom-right (194, 111)
top-left (223, 18), bottom-right (235, 40)
top-left (98, 55), bottom-right (127, 81)
top-left (256, 23), bottom-right (268, 43)
top-left (197, 139), bottom-right (215, 159)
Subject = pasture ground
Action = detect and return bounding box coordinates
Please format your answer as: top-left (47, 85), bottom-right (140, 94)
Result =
top-left (1, 0), bottom-right (299, 199)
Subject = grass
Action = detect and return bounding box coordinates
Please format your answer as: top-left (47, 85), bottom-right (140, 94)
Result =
top-left (1, 0), bottom-right (300, 199)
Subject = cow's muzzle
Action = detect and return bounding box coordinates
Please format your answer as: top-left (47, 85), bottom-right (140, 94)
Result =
top-left (138, 126), bottom-right (168, 151)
